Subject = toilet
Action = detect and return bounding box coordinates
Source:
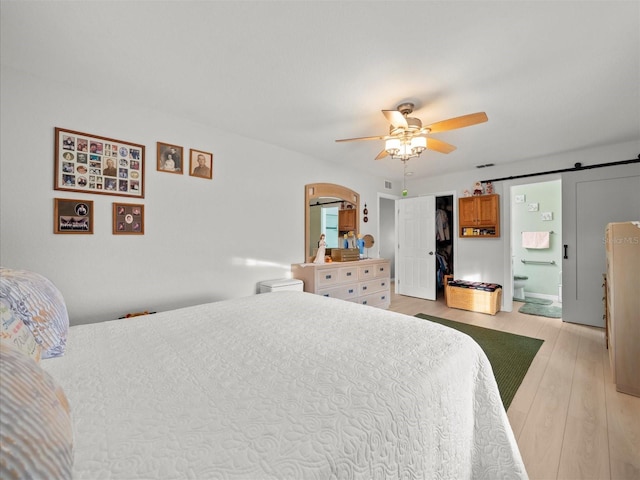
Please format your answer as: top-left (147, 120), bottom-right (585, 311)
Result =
top-left (513, 275), bottom-right (528, 300)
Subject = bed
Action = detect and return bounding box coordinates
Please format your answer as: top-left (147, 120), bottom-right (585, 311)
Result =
top-left (6, 286), bottom-right (527, 479)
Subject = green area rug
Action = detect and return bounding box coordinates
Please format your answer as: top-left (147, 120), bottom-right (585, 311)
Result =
top-left (518, 303), bottom-right (562, 318)
top-left (513, 296), bottom-right (553, 305)
top-left (415, 314), bottom-right (544, 410)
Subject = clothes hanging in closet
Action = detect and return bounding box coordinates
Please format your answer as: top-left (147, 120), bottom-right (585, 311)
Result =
top-left (436, 209), bottom-right (450, 241)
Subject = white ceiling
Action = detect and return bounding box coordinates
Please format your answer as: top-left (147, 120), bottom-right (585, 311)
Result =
top-left (2, 1), bottom-right (638, 181)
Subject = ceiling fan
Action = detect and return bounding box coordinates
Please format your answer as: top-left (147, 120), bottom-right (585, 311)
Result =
top-left (335, 103), bottom-right (488, 162)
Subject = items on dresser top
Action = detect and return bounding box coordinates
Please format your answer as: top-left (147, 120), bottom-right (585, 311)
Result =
top-left (291, 258), bottom-right (390, 309)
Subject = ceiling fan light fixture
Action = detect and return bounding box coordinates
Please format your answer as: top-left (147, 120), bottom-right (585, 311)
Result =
top-left (385, 138), bottom-right (401, 156)
top-left (410, 136), bottom-right (427, 155)
top-left (385, 136), bottom-right (427, 161)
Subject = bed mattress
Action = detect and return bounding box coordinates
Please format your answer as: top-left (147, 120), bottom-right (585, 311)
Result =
top-left (42, 291), bottom-right (527, 479)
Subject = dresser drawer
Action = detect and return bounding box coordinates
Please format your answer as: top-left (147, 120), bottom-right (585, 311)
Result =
top-left (318, 284), bottom-right (359, 301)
top-left (338, 266), bottom-right (358, 283)
top-left (374, 262), bottom-right (390, 278)
top-left (316, 268), bottom-right (340, 287)
top-left (359, 278), bottom-right (389, 296)
top-left (358, 291), bottom-right (390, 308)
top-left (358, 265), bottom-right (376, 280)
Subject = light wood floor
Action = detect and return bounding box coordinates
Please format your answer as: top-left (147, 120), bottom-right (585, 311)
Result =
top-left (388, 286), bottom-right (640, 480)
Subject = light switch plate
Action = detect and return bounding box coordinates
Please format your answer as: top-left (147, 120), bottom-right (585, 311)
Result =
top-left (515, 194), bottom-right (526, 203)
top-left (527, 203), bottom-right (539, 212)
top-left (541, 211), bottom-right (553, 221)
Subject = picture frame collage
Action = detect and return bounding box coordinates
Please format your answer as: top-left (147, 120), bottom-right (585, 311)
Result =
top-left (55, 128), bottom-right (145, 198)
top-left (53, 127), bottom-right (212, 234)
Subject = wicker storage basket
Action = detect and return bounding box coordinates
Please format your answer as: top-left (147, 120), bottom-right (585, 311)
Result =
top-left (444, 274), bottom-right (502, 315)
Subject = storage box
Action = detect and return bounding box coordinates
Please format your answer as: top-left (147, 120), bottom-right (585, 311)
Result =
top-left (444, 274), bottom-right (502, 315)
top-left (258, 278), bottom-right (303, 293)
top-left (330, 248), bottom-right (360, 262)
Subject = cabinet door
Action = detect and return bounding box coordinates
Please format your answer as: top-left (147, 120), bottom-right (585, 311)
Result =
top-left (458, 197), bottom-right (477, 225)
top-left (477, 195), bottom-right (498, 225)
top-left (338, 209), bottom-right (356, 231)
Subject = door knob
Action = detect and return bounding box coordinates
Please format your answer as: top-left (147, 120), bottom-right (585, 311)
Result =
top-left (429, 251), bottom-right (434, 255)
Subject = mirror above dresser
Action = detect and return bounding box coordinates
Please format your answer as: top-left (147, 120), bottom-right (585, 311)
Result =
top-left (305, 183), bottom-right (359, 263)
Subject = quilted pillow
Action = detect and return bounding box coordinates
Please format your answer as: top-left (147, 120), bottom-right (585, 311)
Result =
top-left (0, 299), bottom-right (41, 362)
top-left (0, 343), bottom-right (73, 479)
top-left (0, 268), bottom-right (69, 359)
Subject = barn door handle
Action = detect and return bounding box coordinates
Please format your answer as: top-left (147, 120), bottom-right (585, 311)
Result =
top-left (563, 245), bottom-right (568, 259)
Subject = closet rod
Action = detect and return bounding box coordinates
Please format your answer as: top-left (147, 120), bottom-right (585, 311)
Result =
top-left (481, 155), bottom-right (639, 184)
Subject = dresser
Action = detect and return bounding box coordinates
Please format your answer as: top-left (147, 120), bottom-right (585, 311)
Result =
top-left (605, 221), bottom-right (640, 397)
top-left (291, 258), bottom-right (391, 309)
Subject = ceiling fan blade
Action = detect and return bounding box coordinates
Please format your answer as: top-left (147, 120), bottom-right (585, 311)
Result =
top-left (424, 112), bottom-right (488, 134)
top-left (375, 149), bottom-right (389, 160)
top-left (427, 137), bottom-right (457, 154)
top-left (335, 134), bottom-right (387, 143)
top-left (382, 110), bottom-right (408, 128)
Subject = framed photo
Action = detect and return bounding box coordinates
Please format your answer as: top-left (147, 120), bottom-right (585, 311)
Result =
top-left (113, 202), bottom-right (144, 235)
top-left (54, 127), bottom-right (145, 198)
top-left (54, 198), bottom-right (93, 234)
top-left (157, 142), bottom-right (183, 174)
top-left (189, 149), bottom-right (213, 179)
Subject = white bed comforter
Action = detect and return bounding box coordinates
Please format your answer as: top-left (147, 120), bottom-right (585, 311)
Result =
top-left (42, 291), bottom-right (527, 479)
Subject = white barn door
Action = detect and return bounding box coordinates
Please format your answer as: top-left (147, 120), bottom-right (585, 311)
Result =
top-left (397, 195), bottom-right (436, 300)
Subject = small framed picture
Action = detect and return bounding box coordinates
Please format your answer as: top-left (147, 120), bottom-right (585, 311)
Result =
top-left (54, 198), bottom-right (93, 234)
top-left (157, 142), bottom-right (183, 174)
top-left (113, 202), bottom-right (145, 235)
top-left (189, 149), bottom-right (213, 179)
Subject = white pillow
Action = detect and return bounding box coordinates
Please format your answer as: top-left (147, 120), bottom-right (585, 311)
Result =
top-left (0, 342), bottom-right (73, 479)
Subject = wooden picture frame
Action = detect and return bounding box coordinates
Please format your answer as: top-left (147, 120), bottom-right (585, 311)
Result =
top-left (157, 142), bottom-right (184, 174)
top-left (54, 198), bottom-right (94, 234)
top-left (113, 202), bottom-right (144, 235)
top-left (54, 127), bottom-right (145, 198)
top-left (189, 149), bottom-right (213, 179)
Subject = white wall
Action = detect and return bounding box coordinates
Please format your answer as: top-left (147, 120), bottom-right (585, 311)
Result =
top-left (0, 68), bottom-right (396, 324)
top-left (406, 140), bottom-right (640, 310)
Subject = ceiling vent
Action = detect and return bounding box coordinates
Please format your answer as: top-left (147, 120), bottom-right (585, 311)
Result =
top-left (384, 180), bottom-right (392, 190)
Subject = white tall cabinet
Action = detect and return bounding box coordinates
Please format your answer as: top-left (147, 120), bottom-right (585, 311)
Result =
top-left (605, 221), bottom-right (640, 397)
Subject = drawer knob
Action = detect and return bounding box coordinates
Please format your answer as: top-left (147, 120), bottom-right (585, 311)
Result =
top-left (325, 274), bottom-right (332, 279)
top-left (348, 289), bottom-right (354, 294)
top-left (363, 286), bottom-right (367, 290)
top-left (346, 272), bottom-right (352, 276)
top-left (364, 269), bottom-right (369, 274)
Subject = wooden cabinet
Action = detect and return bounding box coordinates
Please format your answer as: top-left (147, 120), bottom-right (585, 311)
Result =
top-left (338, 209), bottom-right (356, 232)
top-left (291, 258), bottom-right (390, 309)
top-left (458, 194), bottom-right (500, 238)
top-left (605, 222), bottom-right (640, 397)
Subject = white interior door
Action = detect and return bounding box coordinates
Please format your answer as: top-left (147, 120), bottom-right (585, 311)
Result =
top-left (397, 195), bottom-right (436, 300)
top-left (562, 167), bottom-right (640, 326)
